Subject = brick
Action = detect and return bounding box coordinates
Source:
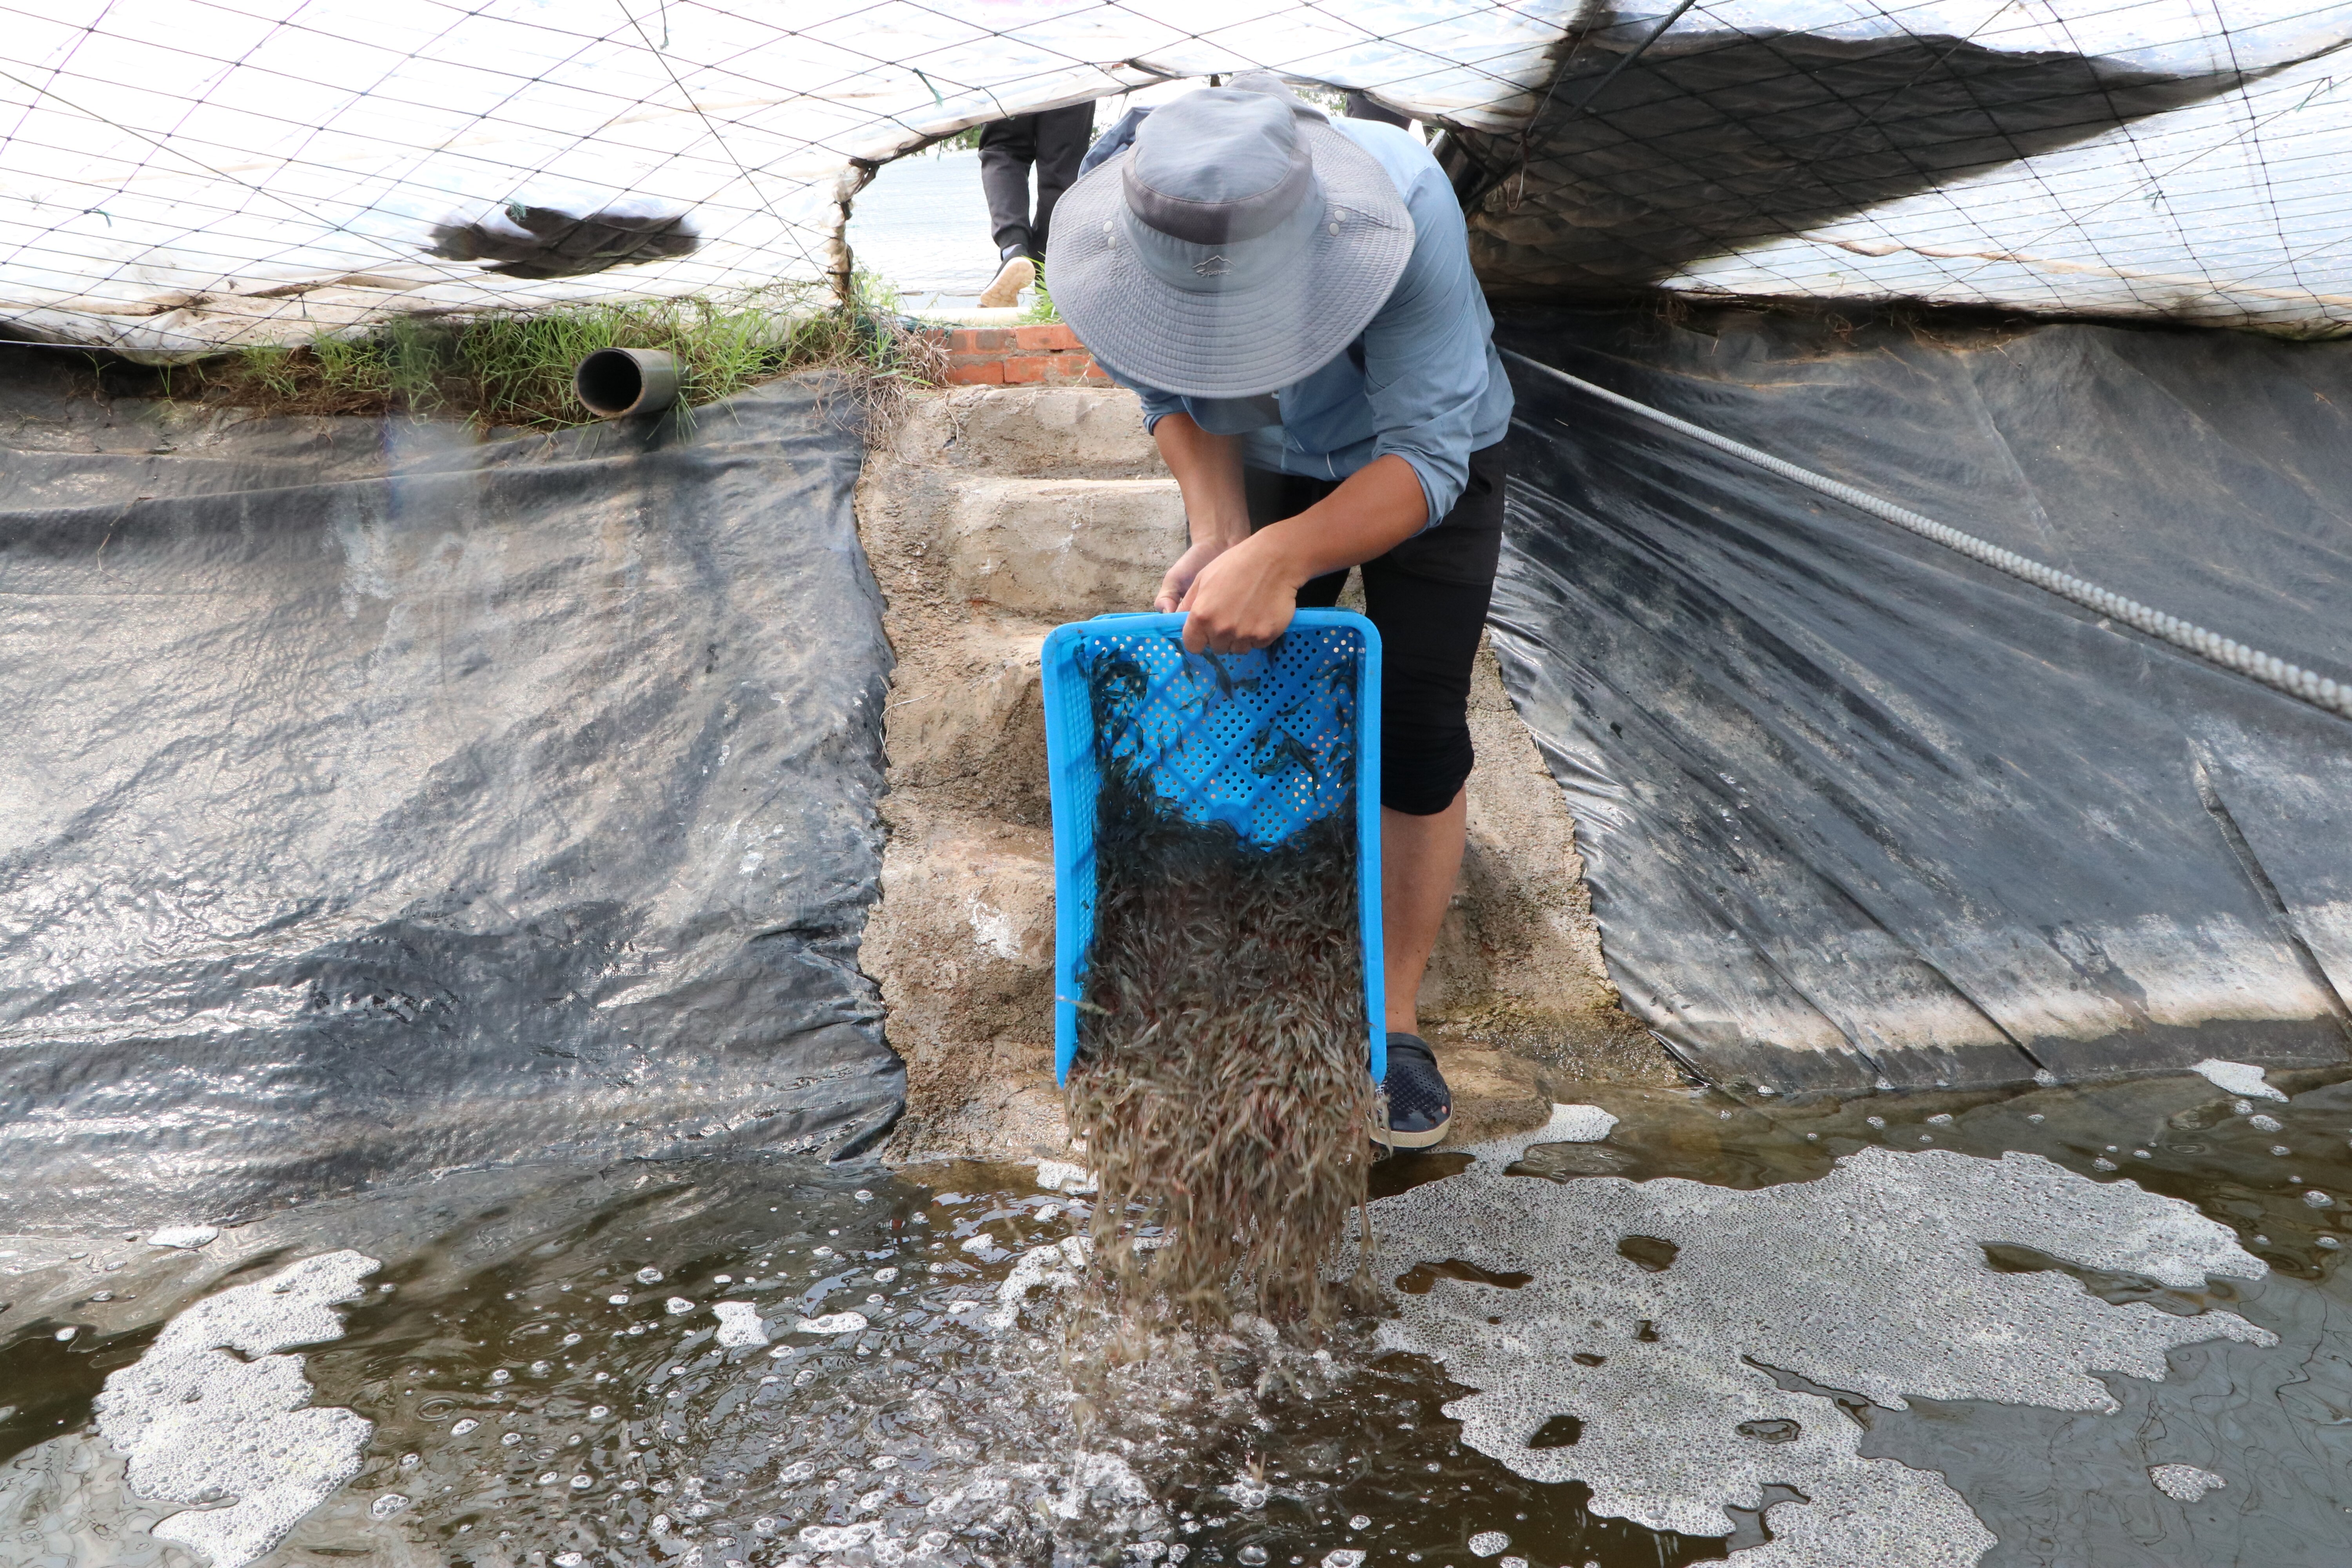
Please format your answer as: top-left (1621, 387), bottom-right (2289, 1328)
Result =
top-left (998, 354), bottom-right (1051, 384)
top-left (1013, 323), bottom-right (1082, 352)
top-left (944, 359), bottom-right (1006, 385)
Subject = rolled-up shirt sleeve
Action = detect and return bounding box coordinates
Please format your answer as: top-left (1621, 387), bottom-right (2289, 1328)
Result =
top-left (1358, 181), bottom-right (1497, 528)
top-left (1093, 354), bottom-right (1190, 432)
top-left (1132, 385), bottom-right (1189, 433)
top-left (1098, 365), bottom-right (1283, 441)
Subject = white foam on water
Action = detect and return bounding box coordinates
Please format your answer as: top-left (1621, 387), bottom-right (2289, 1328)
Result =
top-left (1051, 1451), bottom-right (1152, 1520)
top-left (987, 1238), bottom-right (1091, 1330)
top-left (713, 1301), bottom-right (770, 1348)
top-left (2148, 1463), bottom-right (2225, 1501)
top-left (1468, 1529), bottom-right (1510, 1555)
top-left (1368, 1125), bottom-right (2275, 1567)
top-left (1541, 1105), bottom-right (1619, 1144)
top-left (93, 1249), bottom-right (379, 1568)
top-left (1034, 1160), bottom-right (1099, 1195)
top-left (2189, 1060), bottom-right (2288, 1102)
top-left (793, 1312), bottom-right (870, 1335)
top-left (802, 1520), bottom-right (887, 1550)
top-left (790, 1449), bottom-right (1152, 1564)
top-left (145, 1226), bottom-right (219, 1250)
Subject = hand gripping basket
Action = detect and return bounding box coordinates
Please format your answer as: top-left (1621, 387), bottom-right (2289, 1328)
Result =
top-left (1039, 610), bottom-right (1386, 1087)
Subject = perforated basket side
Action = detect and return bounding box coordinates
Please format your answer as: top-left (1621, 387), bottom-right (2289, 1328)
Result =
top-left (1043, 611), bottom-right (1385, 1085)
top-left (1040, 624), bottom-right (1102, 1081)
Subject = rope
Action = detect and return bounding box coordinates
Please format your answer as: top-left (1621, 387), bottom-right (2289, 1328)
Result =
top-left (1500, 347), bottom-right (2352, 723)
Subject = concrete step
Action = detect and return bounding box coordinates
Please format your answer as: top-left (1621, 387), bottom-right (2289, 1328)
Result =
top-left (862, 807), bottom-right (1064, 1163)
top-left (944, 476), bottom-right (1183, 620)
top-left (890, 386), bottom-right (1163, 479)
top-left (885, 620), bottom-right (1053, 826)
top-left (876, 813), bottom-right (1056, 980)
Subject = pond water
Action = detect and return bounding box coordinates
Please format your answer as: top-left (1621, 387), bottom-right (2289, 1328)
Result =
top-left (4, 1063), bottom-right (2349, 1568)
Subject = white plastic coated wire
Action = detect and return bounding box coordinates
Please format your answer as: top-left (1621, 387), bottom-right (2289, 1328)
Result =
top-left (2, 0), bottom-right (2350, 352)
top-left (1501, 347), bottom-right (2352, 723)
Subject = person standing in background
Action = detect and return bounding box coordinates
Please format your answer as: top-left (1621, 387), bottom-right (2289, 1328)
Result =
top-left (977, 103), bottom-right (1096, 307)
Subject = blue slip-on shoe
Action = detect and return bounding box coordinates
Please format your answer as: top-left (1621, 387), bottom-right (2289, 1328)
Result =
top-left (1375, 1032), bottom-right (1452, 1149)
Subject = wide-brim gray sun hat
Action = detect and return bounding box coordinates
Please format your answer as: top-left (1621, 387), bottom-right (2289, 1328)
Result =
top-left (1045, 75), bottom-right (1415, 399)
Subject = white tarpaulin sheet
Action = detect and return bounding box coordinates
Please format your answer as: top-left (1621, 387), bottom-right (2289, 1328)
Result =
top-left (0, 0), bottom-right (1573, 351)
top-left (0, 0), bottom-right (2346, 351)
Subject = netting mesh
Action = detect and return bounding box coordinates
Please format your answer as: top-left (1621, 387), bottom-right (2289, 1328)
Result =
top-left (1452, 1), bottom-right (2352, 332)
top-left (1, 0), bottom-right (2345, 354)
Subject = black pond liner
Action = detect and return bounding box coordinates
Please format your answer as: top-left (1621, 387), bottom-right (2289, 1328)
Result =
top-left (1490, 304), bottom-right (2352, 1093)
top-left (0, 365), bottom-right (902, 1225)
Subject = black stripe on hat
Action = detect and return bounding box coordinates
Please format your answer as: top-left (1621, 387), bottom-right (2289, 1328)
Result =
top-left (1121, 138), bottom-right (1313, 246)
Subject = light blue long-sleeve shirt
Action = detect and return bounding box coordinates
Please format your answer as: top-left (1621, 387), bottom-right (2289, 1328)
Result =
top-left (1100, 117), bottom-right (1513, 529)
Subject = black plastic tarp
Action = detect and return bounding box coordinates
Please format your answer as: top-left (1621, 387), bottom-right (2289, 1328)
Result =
top-left (1493, 307), bottom-right (2352, 1092)
top-left (1450, 20), bottom-right (2289, 300)
top-left (0, 361), bottom-right (902, 1225)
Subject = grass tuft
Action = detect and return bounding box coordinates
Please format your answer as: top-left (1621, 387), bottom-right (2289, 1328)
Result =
top-left (1020, 263), bottom-right (1061, 325)
top-left (190, 274), bottom-right (942, 431)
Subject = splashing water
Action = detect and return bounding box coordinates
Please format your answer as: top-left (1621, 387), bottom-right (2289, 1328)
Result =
top-left (4, 1068), bottom-right (2351, 1566)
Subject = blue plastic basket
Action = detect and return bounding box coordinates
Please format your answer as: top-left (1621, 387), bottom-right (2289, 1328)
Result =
top-left (1040, 609), bottom-right (1386, 1087)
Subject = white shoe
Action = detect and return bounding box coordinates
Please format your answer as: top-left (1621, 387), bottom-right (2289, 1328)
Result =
top-left (979, 254), bottom-right (1034, 308)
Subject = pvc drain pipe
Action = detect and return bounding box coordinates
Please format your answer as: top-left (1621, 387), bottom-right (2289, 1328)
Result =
top-left (574, 347), bottom-right (680, 418)
top-left (1501, 348), bottom-right (2352, 724)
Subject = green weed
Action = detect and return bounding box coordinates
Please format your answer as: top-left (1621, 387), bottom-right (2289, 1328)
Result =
top-left (1020, 263), bottom-right (1060, 325)
top-left (193, 275), bottom-right (940, 430)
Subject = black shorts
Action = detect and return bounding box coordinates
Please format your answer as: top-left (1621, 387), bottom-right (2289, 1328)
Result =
top-left (1245, 443), bottom-right (1505, 816)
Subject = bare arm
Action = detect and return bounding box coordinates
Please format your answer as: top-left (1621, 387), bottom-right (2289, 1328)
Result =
top-left (1166, 443), bottom-right (1428, 654)
top-left (1151, 413), bottom-right (1251, 612)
